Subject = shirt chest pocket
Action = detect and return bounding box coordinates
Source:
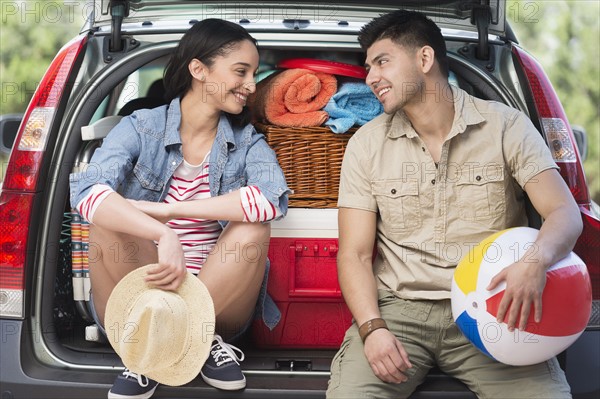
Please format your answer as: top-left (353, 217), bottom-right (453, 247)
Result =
top-left (456, 166), bottom-right (505, 221)
top-left (372, 179), bottom-right (421, 232)
top-left (126, 163), bottom-right (165, 201)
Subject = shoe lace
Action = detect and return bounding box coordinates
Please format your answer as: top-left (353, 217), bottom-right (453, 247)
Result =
top-left (210, 334), bottom-right (245, 367)
top-left (122, 368), bottom-right (150, 388)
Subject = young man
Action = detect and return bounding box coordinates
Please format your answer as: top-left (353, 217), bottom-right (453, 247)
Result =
top-left (327, 10), bottom-right (582, 399)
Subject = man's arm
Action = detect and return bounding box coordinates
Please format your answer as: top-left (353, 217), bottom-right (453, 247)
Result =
top-left (338, 207), bottom-right (412, 384)
top-left (488, 168), bottom-right (583, 330)
top-left (338, 207), bottom-right (379, 325)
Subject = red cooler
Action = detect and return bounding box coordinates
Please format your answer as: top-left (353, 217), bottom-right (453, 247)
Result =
top-left (252, 209), bottom-right (353, 349)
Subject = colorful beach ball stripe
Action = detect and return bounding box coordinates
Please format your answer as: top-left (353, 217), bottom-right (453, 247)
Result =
top-left (451, 227), bottom-right (591, 366)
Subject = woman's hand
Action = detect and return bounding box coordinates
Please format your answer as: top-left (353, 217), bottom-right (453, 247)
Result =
top-left (128, 199), bottom-right (172, 223)
top-left (144, 228), bottom-right (187, 290)
top-left (364, 328), bottom-right (412, 384)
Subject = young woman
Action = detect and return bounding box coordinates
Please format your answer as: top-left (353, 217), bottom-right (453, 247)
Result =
top-left (70, 19), bottom-right (290, 399)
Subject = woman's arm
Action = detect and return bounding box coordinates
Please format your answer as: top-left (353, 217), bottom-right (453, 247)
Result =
top-left (93, 192), bottom-right (188, 290)
top-left (92, 192), bottom-right (172, 241)
top-left (243, 132), bottom-right (291, 218)
top-left (70, 117), bottom-right (139, 209)
top-left (131, 183), bottom-right (281, 225)
top-left (71, 114), bottom-right (188, 290)
top-left (131, 131), bottom-right (289, 223)
top-left (132, 189), bottom-right (245, 222)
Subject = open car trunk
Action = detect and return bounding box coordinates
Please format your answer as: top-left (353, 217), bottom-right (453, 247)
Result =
top-left (27, 15), bottom-right (528, 394)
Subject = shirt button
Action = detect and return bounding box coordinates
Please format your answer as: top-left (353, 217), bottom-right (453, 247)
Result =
top-left (422, 147), bottom-right (426, 152)
top-left (431, 179), bottom-right (436, 185)
top-left (172, 161), bottom-right (176, 166)
top-left (391, 188), bottom-right (397, 194)
top-left (476, 175), bottom-right (482, 181)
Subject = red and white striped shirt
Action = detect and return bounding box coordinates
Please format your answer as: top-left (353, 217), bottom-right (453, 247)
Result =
top-left (75, 153), bottom-right (280, 274)
top-left (162, 157), bottom-right (221, 273)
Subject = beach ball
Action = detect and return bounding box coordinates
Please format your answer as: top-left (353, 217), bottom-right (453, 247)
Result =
top-left (451, 227), bottom-right (591, 366)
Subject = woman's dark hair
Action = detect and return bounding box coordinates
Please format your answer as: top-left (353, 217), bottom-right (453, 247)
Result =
top-left (163, 19), bottom-right (258, 126)
top-left (358, 10), bottom-right (449, 78)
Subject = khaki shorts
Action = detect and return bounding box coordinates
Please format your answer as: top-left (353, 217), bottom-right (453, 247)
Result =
top-left (327, 290), bottom-right (571, 399)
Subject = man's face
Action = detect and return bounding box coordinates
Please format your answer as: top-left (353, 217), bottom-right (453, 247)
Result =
top-left (364, 38), bottom-right (424, 114)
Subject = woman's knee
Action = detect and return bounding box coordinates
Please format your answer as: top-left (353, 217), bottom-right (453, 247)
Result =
top-left (214, 222), bottom-right (270, 266)
top-left (242, 220), bottom-right (271, 236)
top-left (227, 222), bottom-right (270, 246)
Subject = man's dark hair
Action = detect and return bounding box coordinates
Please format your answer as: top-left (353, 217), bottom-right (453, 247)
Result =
top-left (358, 10), bottom-right (449, 78)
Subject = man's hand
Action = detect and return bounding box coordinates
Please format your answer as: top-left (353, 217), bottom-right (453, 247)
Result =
top-left (128, 199), bottom-right (172, 223)
top-left (486, 259), bottom-right (547, 331)
top-left (364, 328), bottom-right (412, 383)
top-left (144, 228), bottom-right (187, 290)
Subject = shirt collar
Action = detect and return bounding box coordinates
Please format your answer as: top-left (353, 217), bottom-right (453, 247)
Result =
top-left (163, 98), bottom-right (238, 148)
top-left (164, 97), bottom-right (183, 147)
top-left (387, 86), bottom-right (486, 139)
top-left (217, 114), bottom-right (237, 149)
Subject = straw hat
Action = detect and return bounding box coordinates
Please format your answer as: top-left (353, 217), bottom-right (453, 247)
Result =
top-left (105, 264), bottom-right (215, 386)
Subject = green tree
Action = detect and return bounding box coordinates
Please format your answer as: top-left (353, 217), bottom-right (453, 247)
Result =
top-left (508, 0), bottom-right (600, 205)
top-left (0, 0), bottom-right (86, 114)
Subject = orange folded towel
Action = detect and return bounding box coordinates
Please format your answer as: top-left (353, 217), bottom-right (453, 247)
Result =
top-left (250, 68), bottom-right (337, 127)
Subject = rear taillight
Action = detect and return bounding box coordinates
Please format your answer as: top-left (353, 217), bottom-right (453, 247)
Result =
top-left (512, 45), bottom-right (600, 312)
top-left (0, 35), bottom-right (86, 319)
top-left (0, 193), bottom-right (34, 317)
top-left (512, 45), bottom-right (590, 205)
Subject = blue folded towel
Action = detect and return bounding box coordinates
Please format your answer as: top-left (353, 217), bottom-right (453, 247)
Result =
top-left (324, 82), bottom-right (383, 133)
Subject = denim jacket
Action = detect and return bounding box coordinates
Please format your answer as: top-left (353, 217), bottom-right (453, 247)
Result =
top-left (70, 98), bottom-right (290, 330)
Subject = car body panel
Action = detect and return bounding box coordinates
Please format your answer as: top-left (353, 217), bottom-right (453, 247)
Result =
top-left (1, 1), bottom-right (598, 398)
top-left (93, 0), bottom-right (507, 36)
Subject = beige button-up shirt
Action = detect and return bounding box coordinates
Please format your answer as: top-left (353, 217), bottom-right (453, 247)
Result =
top-left (338, 87), bottom-right (558, 300)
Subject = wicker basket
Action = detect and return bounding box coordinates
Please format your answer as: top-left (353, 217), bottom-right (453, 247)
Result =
top-left (256, 123), bottom-right (356, 208)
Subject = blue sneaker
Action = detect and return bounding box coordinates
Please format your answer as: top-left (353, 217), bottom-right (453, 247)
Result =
top-left (200, 334), bottom-right (246, 390)
top-left (108, 369), bottom-right (159, 399)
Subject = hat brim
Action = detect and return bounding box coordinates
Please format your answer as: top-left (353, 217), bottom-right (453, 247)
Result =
top-left (105, 264), bottom-right (215, 386)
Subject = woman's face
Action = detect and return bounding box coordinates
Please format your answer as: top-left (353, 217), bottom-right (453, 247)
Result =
top-left (200, 39), bottom-right (259, 115)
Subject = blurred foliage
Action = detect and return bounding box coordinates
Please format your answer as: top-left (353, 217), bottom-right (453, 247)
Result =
top-left (0, 1), bottom-right (86, 171)
top-left (0, 1), bottom-right (86, 114)
top-left (0, 0), bottom-right (598, 203)
top-left (507, 0), bottom-right (600, 204)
